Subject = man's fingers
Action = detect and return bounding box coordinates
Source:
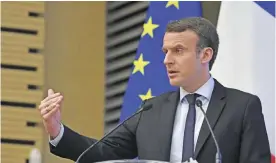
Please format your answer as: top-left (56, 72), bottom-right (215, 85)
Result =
top-left (40, 100), bottom-right (60, 115)
top-left (41, 103), bottom-right (55, 115)
top-left (48, 89), bottom-right (54, 96)
top-left (41, 93), bottom-right (61, 104)
top-left (41, 101), bottom-right (60, 117)
top-left (39, 96), bottom-right (63, 111)
top-left (55, 96), bottom-right (64, 111)
top-left (43, 104), bottom-right (60, 120)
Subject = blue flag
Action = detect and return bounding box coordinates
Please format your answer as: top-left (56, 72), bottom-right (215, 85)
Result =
top-left (120, 1), bottom-right (202, 121)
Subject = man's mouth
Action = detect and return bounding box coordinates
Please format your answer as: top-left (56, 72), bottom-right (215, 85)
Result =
top-left (168, 70), bottom-right (179, 78)
top-left (168, 70), bottom-right (179, 74)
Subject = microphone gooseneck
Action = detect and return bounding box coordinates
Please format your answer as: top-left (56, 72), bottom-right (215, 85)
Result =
top-left (196, 99), bottom-right (222, 163)
top-left (75, 101), bottom-right (152, 163)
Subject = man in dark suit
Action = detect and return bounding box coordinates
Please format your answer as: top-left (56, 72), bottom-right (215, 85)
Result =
top-left (39, 17), bottom-right (271, 163)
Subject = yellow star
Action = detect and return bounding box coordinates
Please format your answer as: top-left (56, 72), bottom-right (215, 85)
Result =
top-left (139, 89), bottom-right (155, 101)
top-left (132, 54), bottom-right (150, 75)
top-left (166, 1), bottom-right (179, 9)
top-left (141, 17), bottom-right (159, 38)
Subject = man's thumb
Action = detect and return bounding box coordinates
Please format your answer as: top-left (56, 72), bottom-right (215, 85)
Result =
top-left (48, 89), bottom-right (54, 96)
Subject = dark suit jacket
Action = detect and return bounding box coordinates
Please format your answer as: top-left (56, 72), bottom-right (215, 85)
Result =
top-left (50, 79), bottom-right (271, 163)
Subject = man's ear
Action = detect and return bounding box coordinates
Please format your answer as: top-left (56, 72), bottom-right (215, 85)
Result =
top-left (200, 47), bottom-right (213, 64)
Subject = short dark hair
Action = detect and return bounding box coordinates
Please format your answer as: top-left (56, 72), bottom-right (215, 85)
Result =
top-left (166, 17), bottom-right (219, 70)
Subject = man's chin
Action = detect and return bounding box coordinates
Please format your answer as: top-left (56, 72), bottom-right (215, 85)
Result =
top-left (169, 79), bottom-right (182, 87)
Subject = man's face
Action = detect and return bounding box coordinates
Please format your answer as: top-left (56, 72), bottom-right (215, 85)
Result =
top-left (162, 30), bottom-right (202, 87)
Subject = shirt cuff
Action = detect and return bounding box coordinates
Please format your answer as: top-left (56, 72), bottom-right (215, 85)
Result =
top-left (49, 123), bottom-right (64, 147)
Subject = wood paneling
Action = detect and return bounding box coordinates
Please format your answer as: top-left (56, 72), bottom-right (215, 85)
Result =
top-left (1, 2), bottom-right (45, 163)
top-left (43, 2), bottom-right (105, 163)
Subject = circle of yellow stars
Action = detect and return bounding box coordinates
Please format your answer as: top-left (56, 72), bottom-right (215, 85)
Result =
top-left (133, 1), bottom-right (179, 101)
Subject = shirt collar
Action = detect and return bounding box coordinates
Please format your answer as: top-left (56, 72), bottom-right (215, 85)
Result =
top-left (180, 76), bottom-right (215, 102)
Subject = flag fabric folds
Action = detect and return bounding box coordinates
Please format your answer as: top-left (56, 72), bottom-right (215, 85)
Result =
top-left (211, 1), bottom-right (275, 162)
top-left (120, 1), bottom-right (202, 121)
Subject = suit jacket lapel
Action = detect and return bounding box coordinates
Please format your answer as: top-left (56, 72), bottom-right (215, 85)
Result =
top-left (194, 79), bottom-right (226, 158)
top-left (157, 91), bottom-right (179, 161)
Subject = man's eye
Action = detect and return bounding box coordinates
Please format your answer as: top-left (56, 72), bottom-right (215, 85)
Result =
top-left (176, 48), bottom-right (183, 53)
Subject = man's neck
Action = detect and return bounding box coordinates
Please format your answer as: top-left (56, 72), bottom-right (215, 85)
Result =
top-left (181, 73), bottom-right (211, 93)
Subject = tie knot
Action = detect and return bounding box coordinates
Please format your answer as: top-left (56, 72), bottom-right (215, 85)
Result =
top-left (185, 93), bottom-right (200, 105)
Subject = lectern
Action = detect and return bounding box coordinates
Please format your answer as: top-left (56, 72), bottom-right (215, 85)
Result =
top-left (95, 160), bottom-right (168, 163)
top-left (94, 159), bottom-right (198, 163)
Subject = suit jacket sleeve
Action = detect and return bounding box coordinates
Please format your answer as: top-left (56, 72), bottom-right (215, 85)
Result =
top-left (50, 113), bottom-right (141, 163)
top-left (239, 95), bottom-right (271, 163)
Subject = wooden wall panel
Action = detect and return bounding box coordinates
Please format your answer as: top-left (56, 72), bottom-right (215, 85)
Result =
top-left (2, 33), bottom-right (44, 48)
top-left (43, 2), bottom-right (105, 163)
top-left (1, 2), bottom-right (45, 163)
top-left (2, 69), bottom-right (43, 86)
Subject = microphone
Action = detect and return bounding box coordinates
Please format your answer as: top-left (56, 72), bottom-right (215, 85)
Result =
top-left (196, 99), bottom-right (222, 163)
top-left (75, 101), bottom-right (153, 163)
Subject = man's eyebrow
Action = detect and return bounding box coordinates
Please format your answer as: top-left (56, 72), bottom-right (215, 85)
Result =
top-left (162, 43), bottom-right (186, 49)
top-left (173, 44), bottom-right (185, 47)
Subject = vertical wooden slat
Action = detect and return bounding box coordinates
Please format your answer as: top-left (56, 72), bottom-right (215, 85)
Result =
top-left (1, 2), bottom-right (45, 163)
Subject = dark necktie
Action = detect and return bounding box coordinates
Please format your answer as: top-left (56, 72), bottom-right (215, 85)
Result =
top-left (182, 93), bottom-right (200, 162)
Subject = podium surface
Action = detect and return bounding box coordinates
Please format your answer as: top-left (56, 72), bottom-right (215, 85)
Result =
top-left (95, 160), bottom-right (169, 163)
top-left (94, 159), bottom-right (199, 163)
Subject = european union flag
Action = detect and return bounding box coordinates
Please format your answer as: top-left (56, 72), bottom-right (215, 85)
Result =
top-left (120, 1), bottom-right (202, 121)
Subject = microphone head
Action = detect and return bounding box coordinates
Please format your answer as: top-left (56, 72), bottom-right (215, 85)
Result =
top-left (142, 103), bottom-right (152, 111)
top-left (136, 102), bottom-right (152, 113)
top-left (196, 99), bottom-right (203, 107)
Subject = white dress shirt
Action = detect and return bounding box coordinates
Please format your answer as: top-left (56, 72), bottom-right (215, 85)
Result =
top-left (49, 123), bottom-right (64, 147)
top-left (170, 77), bottom-right (215, 162)
top-left (50, 77), bottom-right (215, 162)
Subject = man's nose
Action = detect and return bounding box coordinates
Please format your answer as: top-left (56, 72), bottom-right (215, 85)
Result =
top-left (164, 53), bottom-right (174, 65)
